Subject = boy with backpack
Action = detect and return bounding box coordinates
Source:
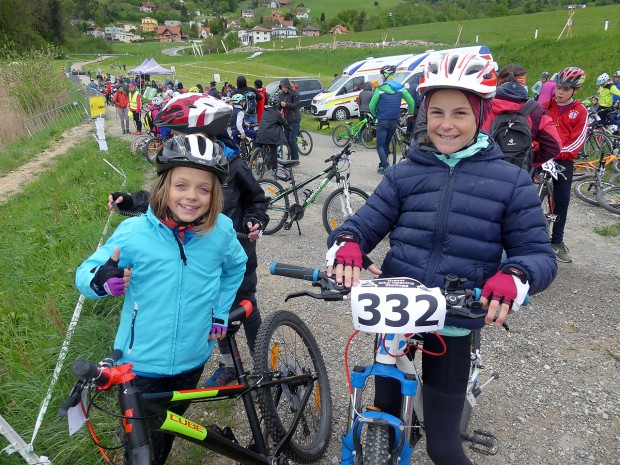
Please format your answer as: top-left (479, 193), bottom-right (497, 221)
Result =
top-left (232, 76), bottom-right (262, 127)
top-left (482, 63), bottom-right (561, 172)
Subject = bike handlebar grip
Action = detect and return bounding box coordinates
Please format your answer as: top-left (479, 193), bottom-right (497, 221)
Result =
top-left (72, 359), bottom-right (100, 380)
top-left (473, 288), bottom-right (530, 305)
top-left (269, 262), bottom-right (324, 281)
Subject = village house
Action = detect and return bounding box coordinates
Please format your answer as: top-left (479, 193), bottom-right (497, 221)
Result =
top-left (141, 17), bottom-right (158, 32)
top-left (295, 8), bottom-right (310, 20)
top-left (271, 25), bottom-right (297, 39)
top-left (271, 10), bottom-right (283, 17)
top-left (140, 2), bottom-right (157, 13)
top-left (329, 24), bottom-right (349, 34)
top-left (226, 18), bottom-right (242, 29)
top-left (197, 26), bottom-right (212, 38)
top-left (302, 26), bottom-right (320, 37)
top-left (242, 9), bottom-right (255, 18)
top-left (164, 20), bottom-right (182, 27)
top-left (156, 25), bottom-right (182, 42)
top-left (85, 27), bottom-right (106, 39)
top-left (268, 16), bottom-right (294, 27)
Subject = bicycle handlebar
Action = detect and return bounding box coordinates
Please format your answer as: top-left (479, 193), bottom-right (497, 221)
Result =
top-left (269, 262), bottom-right (525, 326)
top-left (324, 141), bottom-right (354, 164)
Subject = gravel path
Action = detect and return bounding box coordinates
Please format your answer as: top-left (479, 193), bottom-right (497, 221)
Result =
top-left (201, 131), bottom-right (620, 465)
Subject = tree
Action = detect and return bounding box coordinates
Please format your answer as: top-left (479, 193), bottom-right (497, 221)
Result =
top-left (356, 11), bottom-right (367, 31)
top-left (320, 12), bottom-right (325, 22)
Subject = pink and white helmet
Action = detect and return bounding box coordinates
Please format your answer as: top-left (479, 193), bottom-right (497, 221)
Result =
top-left (154, 93), bottom-right (232, 136)
top-left (417, 53), bottom-right (497, 99)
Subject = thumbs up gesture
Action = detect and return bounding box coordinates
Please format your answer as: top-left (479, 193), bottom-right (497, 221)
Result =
top-left (92, 247), bottom-right (132, 296)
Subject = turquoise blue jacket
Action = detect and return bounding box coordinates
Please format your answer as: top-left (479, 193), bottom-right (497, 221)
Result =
top-left (75, 207), bottom-right (247, 376)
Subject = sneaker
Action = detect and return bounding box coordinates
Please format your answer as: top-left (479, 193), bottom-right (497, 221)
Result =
top-left (377, 166), bottom-right (388, 175)
top-left (551, 242), bottom-right (572, 263)
top-left (133, 131), bottom-right (142, 135)
top-left (202, 363), bottom-right (236, 387)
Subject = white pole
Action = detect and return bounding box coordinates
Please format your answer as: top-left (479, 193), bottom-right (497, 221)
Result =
top-left (535, 27), bottom-right (539, 39)
top-left (475, 34), bottom-right (479, 44)
top-left (604, 20), bottom-right (609, 31)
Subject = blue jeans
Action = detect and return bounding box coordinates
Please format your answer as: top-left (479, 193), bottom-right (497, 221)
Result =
top-left (286, 121), bottom-right (300, 161)
top-left (376, 119), bottom-right (398, 168)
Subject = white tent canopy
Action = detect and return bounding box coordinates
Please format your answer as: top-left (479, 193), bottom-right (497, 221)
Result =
top-left (130, 58), bottom-right (173, 75)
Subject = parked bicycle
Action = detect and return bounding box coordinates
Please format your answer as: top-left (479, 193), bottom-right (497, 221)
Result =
top-left (573, 138), bottom-right (620, 206)
top-left (130, 132), bottom-right (167, 165)
top-left (59, 301), bottom-right (332, 465)
top-left (269, 263), bottom-right (517, 465)
top-left (533, 160), bottom-right (564, 235)
top-left (332, 115), bottom-right (377, 149)
top-left (258, 142), bottom-right (369, 235)
top-left (389, 124), bottom-right (411, 166)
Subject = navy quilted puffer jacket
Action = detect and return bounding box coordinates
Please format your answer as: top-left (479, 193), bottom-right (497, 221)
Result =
top-left (329, 137), bottom-right (557, 302)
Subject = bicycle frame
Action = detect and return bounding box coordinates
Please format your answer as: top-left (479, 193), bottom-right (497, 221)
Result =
top-left (63, 311), bottom-right (319, 465)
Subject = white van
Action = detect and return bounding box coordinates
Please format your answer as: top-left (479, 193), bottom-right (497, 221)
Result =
top-left (394, 45), bottom-right (495, 111)
top-left (311, 54), bottom-right (415, 121)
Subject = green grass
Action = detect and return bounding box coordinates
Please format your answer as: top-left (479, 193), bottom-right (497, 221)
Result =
top-left (0, 136), bottom-right (148, 465)
top-left (595, 222), bottom-right (620, 236)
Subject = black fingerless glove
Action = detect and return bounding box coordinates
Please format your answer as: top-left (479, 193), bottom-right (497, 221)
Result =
top-left (111, 192), bottom-right (134, 210)
top-left (91, 257), bottom-right (125, 293)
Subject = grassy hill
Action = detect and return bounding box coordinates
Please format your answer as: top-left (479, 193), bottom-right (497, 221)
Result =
top-left (85, 5), bottom-right (618, 98)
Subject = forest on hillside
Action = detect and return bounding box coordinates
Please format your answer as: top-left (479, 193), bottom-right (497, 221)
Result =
top-left (0, 0), bottom-right (619, 53)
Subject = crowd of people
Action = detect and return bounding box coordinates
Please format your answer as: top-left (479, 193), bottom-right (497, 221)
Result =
top-left (74, 52), bottom-right (620, 465)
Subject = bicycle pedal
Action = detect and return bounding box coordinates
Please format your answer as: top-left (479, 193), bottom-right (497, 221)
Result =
top-left (464, 429), bottom-right (498, 455)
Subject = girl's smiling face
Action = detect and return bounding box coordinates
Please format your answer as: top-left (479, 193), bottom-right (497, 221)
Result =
top-left (166, 166), bottom-right (214, 223)
top-left (427, 89), bottom-right (478, 155)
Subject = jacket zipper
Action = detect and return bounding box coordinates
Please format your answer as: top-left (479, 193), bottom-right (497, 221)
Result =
top-left (127, 303), bottom-right (138, 354)
top-left (423, 164), bottom-right (457, 285)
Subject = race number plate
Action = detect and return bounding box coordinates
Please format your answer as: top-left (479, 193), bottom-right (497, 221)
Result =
top-left (351, 278), bottom-right (446, 334)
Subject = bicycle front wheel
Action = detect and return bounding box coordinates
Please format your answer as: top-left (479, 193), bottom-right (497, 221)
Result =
top-left (363, 424), bottom-right (390, 465)
top-left (596, 185), bottom-right (620, 215)
top-left (258, 179), bottom-right (289, 234)
top-left (581, 131), bottom-right (613, 161)
top-left (131, 135), bottom-right (150, 155)
top-left (331, 125), bottom-right (350, 147)
top-left (254, 311), bottom-right (332, 463)
top-left (360, 125), bottom-right (377, 149)
top-left (145, 138), bottom-right (164, 164)
top-left (297, 130), bottom-right (313, 156)
top-left (573, 178), bottom-right (615, 206)
top-left (322, 186), bottom-right (369, 234)
top-left (250, 147), bottom-right (266, 179)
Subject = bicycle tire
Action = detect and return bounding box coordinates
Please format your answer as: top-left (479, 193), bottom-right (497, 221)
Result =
top-left (131, 135), bottom-right (150, 155)
top-left (253, 311), bottom-right (332, 463)
top-left (538, 180), bottom-right (555, 236)
top-left (145, 138), bottom-right (164, 165)
top-left (581, 132), bottom-right (614, 162)
top-left (596, 185), bottom-right (620, 215)
top-left (332, 125), bottom-right (350, 147)
top-left (250, 147), bottom-right (266, 179)
top-left (298, 130), bottom-right (313, 156)
top-left (360, 125), bottom-right (377, 150)
top-left (363, 424), bottom-right (390, 465)
top-left (258, 179), bottom-right (289, 234)
top-left (573, 178), bottom-right (616, 206)
top-left (612, 159), bottom-right (620, 174)
top-left (608, 172), bottom-right (620, 185)
top-left (322, 186), bottom-right (369, 234)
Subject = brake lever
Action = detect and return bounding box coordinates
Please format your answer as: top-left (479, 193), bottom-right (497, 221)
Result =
top-left (284, 277), bottom-right (350, 302)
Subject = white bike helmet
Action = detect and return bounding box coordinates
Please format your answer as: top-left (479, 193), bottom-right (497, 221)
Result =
top-left (417, 53), bottom-right (497, 99)
top-left (596, 73), bottom-right (610, 86)
top-left (152, 96), bottom-right (164, 106)
top-left (613, 70), bottom-right (620, 78)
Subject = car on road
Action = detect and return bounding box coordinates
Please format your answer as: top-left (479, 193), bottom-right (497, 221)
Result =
top-left (265, 77), bottom-right (324, 110)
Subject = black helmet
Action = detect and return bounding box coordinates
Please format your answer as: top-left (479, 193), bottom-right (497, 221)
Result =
top-left (541, 71), bottom-right (550, 79)
top-left (156, 134), bottom-right (228, 183)
top-left (380, 65), bottom-right (396, 77)
top-left (268, 91), bottom-right (281, 106)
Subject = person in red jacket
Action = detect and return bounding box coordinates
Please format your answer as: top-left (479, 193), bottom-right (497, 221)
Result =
top-left (113, 86), bottom-right (130, 134)
top-left (254, 79), bottom-right (268, 124)
top-left (482, 63), bottom-right (562, 166)
top-left (540, 67), bottom-right (588, 263)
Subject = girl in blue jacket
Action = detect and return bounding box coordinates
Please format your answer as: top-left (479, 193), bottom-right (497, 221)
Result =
top-left (327, 53), bottom-right (557, 465)
top-left (75, 134), bottom-right (247, 465)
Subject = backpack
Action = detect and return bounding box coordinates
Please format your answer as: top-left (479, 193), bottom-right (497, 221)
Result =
top-left (244, 90), bottom-right (257, 115)
top-left (488, 98), bottom-right (538, 172)
top-left (142, 109), bottom-right (154, 132)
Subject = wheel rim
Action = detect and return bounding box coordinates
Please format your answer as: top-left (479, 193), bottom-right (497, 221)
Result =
top-left (325, 189), bottom-right (368, 233)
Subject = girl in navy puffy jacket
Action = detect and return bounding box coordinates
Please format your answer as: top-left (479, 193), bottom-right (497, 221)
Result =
top-left (327, 53), bottom-right (557, 465)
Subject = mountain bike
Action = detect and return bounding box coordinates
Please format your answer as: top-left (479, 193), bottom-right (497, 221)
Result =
top-left (596, 183), bottom-right (620, 215)
top-left (389, 124), bottom-right (411, 166)
top-left (258, 142), bottom-right (369, 235)
top-left (533, 160), bottom-right (564, 235)
top-left (332, 115), bottom-right (377, 149)
top-left (574, 122), bottom-right (620, 181)
top-left (269, 263), bottom-right (516, 465)
top-left (573, 140), bottom-right (620, 206)
top-left (277, 130), bottom-right (314, 158)
top-left (130, 132), bottom-right (168, 165)
top-left (59, 302), bottom-right (332, 465)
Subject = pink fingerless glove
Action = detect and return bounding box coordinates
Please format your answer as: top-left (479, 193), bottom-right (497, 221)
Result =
top-left (481, 266), bottom-right (530, 310)
top-left (326, 234), bottom-right (363, 268)
top-left (103, 277), bottom-right (126, 296)
top-left (210, 324), bottom-right (227, 338)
